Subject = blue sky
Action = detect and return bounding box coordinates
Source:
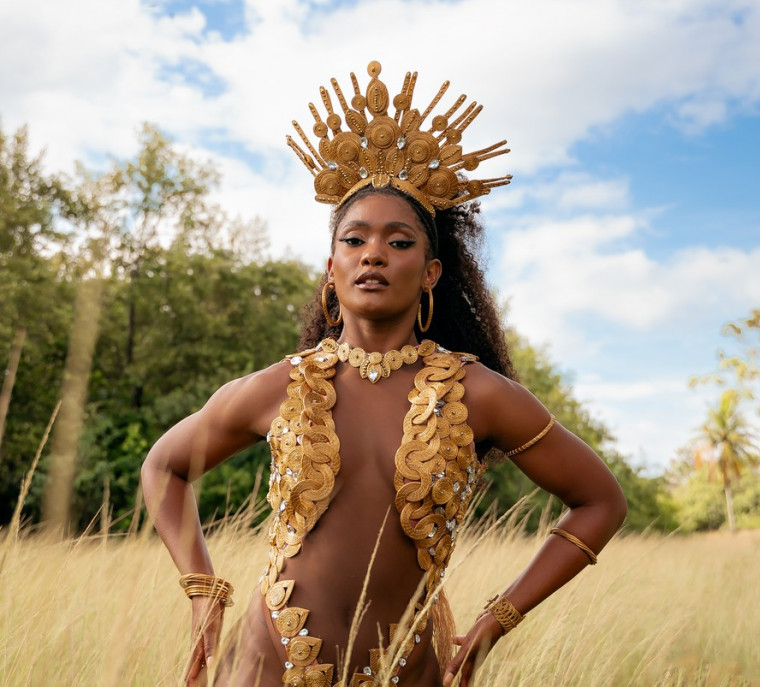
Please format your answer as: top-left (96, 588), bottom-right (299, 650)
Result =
top-left (1, 0), bottom-right (758, 473)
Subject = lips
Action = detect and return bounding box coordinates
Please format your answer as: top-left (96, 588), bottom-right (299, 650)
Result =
top-left (355, 271), bottom-right (389, 287)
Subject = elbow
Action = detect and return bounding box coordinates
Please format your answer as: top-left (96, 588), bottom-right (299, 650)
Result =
top-left (609, 482), bottom-right (628, 531)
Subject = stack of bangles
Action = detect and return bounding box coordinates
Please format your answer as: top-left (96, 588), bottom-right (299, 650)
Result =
top-left (483, 528), bottom-right (598, 634)
top-left (179, 573), bottom-right (235, 607)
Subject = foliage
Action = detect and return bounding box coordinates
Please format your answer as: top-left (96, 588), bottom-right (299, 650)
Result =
top-left (1, 118), bottom-right (676, 534)
top-left (0, 123), bottom-right (75, 520)
top-left (668, 463), bottom-right (760, 532)
top-left (672, 389), bottom-right (759, 531)
top-left (0, 121), bottom-right (316, 530)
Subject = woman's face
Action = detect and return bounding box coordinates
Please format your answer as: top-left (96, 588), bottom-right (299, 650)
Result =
top-left (327, 192), bottom-right (441, 326)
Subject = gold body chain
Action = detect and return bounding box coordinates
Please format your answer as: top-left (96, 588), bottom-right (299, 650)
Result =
top-left (260, 339), bottom-right (483, 685)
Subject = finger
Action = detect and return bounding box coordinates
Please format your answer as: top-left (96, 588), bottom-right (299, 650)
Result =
top-left (443, 644), bottom-right (470, 686)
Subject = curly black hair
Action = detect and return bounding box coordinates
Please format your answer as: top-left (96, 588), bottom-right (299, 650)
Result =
top-left (299, 185), bottom-right (516, 382)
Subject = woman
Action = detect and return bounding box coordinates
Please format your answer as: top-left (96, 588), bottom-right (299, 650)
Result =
top-left (141, 62), bottom-right (627, 687)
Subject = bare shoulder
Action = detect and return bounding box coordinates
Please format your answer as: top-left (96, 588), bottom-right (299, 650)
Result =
top-left (205, 358), bottom-right (293, 438)
top-left (460, 361), bottom-right (552, 453)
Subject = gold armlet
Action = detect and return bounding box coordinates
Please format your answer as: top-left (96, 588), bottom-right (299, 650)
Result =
top-left (506, 415), bottom-right (555, 457)
top-left (550, 527), bottom-right (598, 565)
top-left (482, 594), bottom-right (524, 635)
top-left (179, 573), bottom-right (235, 607)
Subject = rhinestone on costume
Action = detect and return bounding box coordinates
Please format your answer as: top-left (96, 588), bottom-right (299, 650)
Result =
top-left (290, 356), bottom-right (303, 365)
top-left (360, 137), bottom-right (369, 148)
top-left (398, 169), bottom-right (409, 180)
top-left (399, 658), bottom-right (407, 667)
top-left (285, 661), bottom-right (294, 669)
top-left (363, 667), bottom-right (373, 676)
top-left (392, 677), bottom-right (399, 684)
top-left (272, 610), bottom-right (280, 618)
top-left (326, 161), bottom-right (338, 170)
top-left (397, 136), bottom-right (406, 148)
top-left (281, 637), bottom-right (290, 645)
top-left (427, 524), bottom-right (437, 538)
top-left (428, 159), bottom-right (440, 169)
top-left (453, 482), bottom-right (461, 493)
top-left (359, 167), bottom-right (369, 178)
top-left (414, 633), bottom-right (421, 643)
top-left (299, 628), bottom-right (309, 636)
top-left (368, 369), bottom-right (380, 382)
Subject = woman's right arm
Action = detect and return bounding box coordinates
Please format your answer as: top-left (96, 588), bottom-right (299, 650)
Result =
top-left (140, 363), bottom-right (289, 682)
top-left (141, 372), bottom-right (268, 574)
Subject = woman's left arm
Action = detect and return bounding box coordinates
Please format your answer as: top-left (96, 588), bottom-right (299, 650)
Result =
top-left (444, 365), bottom-right (628, 686)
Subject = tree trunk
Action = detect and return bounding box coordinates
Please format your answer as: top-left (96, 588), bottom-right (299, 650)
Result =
top-left (42, 278), bottom-right (104, 538)
top-left (0, 326), bottom-right (26, 453)
top-left (724, 485), bottom-right (736, 532)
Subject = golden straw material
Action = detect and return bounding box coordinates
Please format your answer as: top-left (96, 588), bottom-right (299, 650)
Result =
top-left (321, 282), bottom-right (343, 326)
top-left (417, 286), bottom-right (434, 333)
top-left (506, 414), bottom-right (555, 457)
top-left (179, 573), bottom-right (235, 606)
top-left (550, 527), bottom-right (598, 565)
top-left (325, 337), bottom-right (434, 384)
top-left (483, 594), bottom-right (524, 635)
top-left (287, 60), bottom-right (512, 215)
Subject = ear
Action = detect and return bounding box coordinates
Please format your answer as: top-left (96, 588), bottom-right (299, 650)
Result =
top-left (326, 256), bottom-right (334, 282)
top-left (422, 258), bottom-right (442, 290)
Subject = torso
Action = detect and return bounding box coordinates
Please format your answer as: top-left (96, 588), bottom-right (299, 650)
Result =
top-left (217, 341), bottom-right (484, 687)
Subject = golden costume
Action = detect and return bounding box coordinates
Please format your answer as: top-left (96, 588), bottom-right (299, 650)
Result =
top-left (260, 339), bottom-right (483, 686)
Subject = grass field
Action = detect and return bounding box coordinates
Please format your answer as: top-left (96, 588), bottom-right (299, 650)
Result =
top-left (1, 521), bottom-right (759, 687)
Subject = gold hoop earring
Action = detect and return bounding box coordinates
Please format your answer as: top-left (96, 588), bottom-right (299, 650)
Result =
top-left (322, 282), bottom-right (343, 327)
top-left (417, 286), bottom-right (433, 333)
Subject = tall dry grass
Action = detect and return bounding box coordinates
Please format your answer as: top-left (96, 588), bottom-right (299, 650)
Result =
top-left (2, 518), bottom-right (759, 687)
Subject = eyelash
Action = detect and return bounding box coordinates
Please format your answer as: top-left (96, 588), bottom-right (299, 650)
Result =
top-left (337, 238), bottom-right (416, 249)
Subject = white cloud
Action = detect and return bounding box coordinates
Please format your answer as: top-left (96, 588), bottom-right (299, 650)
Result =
top-left (499, 214), bottom-right (760, 350)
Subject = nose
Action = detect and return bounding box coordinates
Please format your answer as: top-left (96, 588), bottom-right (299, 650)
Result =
top-left (361, 238), bottom-right (387, 266)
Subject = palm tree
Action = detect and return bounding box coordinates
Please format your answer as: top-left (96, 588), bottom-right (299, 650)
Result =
top-left (695, 389), bottom-right (759, 531)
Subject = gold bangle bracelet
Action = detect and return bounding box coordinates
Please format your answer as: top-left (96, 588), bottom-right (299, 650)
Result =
top-left (179, 573), bottom-right (235, 606)
top-left (550, 527), bottom-right (598, 565)
top-left (483, 594), bottom-right (524, 635)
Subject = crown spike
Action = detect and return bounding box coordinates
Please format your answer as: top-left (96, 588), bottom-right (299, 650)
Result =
top-left (418, 81), bottom-right (450, 127)
top-left (320, 86), bottom-right (343, 133)
top-left (331, 78), bottom-right (351, 115)
top-left (393, 71), bottom-right (413, 123)
top-left (291, 121), bottom-right (325, 168)
top-left (441, 94), bottom-right (466, 122)
top-left (455, 103), bottom-right (483, 134)
top-left (286, 136), bottom-right (318, 177)
top-left (287, 61), bottom-right (512, 216)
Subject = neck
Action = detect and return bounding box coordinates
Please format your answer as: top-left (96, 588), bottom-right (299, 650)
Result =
top-left (336, 318), bottom-right (419, 353)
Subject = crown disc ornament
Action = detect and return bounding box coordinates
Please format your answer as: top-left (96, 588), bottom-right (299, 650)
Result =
top-left (287, 60), bottom-right (512, 215)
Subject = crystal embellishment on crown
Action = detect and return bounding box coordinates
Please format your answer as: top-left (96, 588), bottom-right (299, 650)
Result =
top-left (287, 61), bottom-right (512, 215)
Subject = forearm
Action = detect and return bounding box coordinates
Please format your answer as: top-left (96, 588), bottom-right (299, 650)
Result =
top-left (497, 500), bottom-right (624, 614)
top-left (141, 461), bottom-right (215, 576)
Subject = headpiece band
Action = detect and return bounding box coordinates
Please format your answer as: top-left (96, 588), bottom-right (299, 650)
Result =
top-left (287, 61), bottom-right (512, 216)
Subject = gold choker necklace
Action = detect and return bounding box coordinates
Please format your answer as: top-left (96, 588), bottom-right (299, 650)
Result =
top-left (320, 338), bottom-right (436, 383)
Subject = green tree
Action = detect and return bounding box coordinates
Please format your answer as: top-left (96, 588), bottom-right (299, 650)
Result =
top-left (692, 389), bottom-right (759, 531)
top-left (0, 122), bottom-right (74, 522)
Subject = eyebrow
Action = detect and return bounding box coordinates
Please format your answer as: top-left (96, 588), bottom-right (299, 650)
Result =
top-left (339, 220), bottom-right (419, 233)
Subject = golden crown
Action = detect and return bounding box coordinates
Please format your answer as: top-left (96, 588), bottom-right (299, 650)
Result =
top-left (287, 61), bottom-right (512, 215)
